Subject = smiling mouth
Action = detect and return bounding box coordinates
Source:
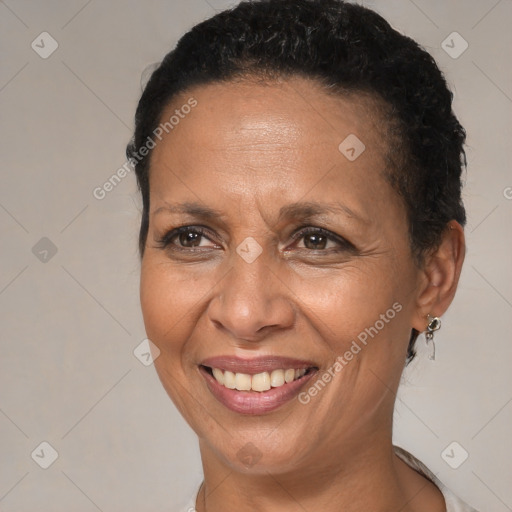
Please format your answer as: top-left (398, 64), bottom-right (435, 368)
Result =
top-left (201, 365), bottom-right (318, 392)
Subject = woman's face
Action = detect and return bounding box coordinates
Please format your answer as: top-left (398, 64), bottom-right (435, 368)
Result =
top-left (140, 77), bottom-right (424, 474)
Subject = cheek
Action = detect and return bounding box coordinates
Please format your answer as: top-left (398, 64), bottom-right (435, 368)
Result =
top-left (139, 257), bottom-right (208, 423)
top-left (288, 262), bottom-right (408, 353)
top-left (139, 256), bottom-right (221, 356)
top-left (289, 269), bottom-right (410, 427)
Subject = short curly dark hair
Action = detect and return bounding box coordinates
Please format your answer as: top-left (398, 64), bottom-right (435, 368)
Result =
top-left (126, 0), bottom-right (467, 362)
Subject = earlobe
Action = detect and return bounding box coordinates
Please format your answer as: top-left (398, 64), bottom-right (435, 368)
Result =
top-left (411, 220), bottom-right (466, 332)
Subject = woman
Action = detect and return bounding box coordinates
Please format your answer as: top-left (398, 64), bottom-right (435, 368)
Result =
top-left (126, 0), bottom-right (479, 510)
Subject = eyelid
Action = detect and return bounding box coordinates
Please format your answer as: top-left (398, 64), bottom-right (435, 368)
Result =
top-left (287, 226), bottom-right (356, 251)
top-left (156, 224), bottom-right (356, 253)
top-left (156, 225), bottom-right (220, 249)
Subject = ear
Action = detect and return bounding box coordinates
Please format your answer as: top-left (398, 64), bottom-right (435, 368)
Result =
top-left (411, 220), bottom-right (466, 332)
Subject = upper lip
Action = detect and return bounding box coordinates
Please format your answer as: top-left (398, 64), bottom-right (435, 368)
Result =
top-left (200, 355), bottom-right (318, 375)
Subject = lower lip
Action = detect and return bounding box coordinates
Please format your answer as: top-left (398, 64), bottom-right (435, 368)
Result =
top-left (199, 366), bottom-right (318, 415)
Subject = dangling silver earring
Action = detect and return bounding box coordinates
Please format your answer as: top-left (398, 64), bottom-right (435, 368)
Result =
top-left (425, 315), bottom-right (441, 360)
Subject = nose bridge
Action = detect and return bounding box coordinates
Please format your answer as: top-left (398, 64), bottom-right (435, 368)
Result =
top-left (208, 240), bottom-right (294, 340)
top-left (231, 243), bottom-right (274, 304)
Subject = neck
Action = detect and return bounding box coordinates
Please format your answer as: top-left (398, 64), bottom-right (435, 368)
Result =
top-left (195, 436), bottom-right (436, 512)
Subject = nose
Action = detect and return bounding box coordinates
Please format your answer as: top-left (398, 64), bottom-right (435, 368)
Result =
top-left (207, 250), bottom-right (295, 342)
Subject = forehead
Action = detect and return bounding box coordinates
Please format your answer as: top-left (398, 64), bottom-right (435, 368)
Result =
top-left (148, 77), bottom-right (398, 221)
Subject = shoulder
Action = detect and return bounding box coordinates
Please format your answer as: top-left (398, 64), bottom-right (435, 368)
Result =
top-left (393, 445), bottom-right (481, 512)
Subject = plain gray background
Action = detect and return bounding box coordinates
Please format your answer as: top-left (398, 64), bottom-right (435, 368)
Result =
top-left (1, 0), bottom-right (511, 510)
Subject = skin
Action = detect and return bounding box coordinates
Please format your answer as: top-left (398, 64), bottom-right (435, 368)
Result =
top-left (139, 76), bottom-right (465, 512)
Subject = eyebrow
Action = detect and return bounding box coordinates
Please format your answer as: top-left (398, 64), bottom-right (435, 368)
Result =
top-left (153, 201), bottom-right (228, 220)
top-left (278, 201), bottom-right (367, 224)
top-left (152, 200), bottom-right (367, 224)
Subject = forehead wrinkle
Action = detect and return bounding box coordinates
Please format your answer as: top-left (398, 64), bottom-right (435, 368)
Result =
top-left (152, 200), bottom-right (226, 221)
top-left (152, 198), bottom-right (369, 231)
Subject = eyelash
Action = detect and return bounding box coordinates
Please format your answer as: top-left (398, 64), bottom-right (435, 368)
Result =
top-left (290, 226), bottom-right (353, 252)
top-left (156, 226), bottom-right (217, 251)
top-left (155, 225), bottom-right (355, 253)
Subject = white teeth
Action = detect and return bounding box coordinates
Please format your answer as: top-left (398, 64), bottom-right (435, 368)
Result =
top-left (252, 372), bottom-right (271, 392)
top-left (284, 369), bottom-right (296, 383)
top-left (209, 367), bottom-right (310, 392)
top-left (270, 369), bottom-right (285, 387)
top-left (223, 370), bottom-right (236, 389)
top-left (235, 372), bottom-right (252, 391)
top-left (212, 368), bottom-right (224, 385)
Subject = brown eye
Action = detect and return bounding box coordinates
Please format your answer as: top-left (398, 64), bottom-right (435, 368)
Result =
top-left (290, 227), bottom-right (355, 253)
top-left (157, 226), bottom-right (219, 250)
top-left (303, 232), bottom-right (328, 250)
top-left (178, 230), bottom-right (203, 247)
